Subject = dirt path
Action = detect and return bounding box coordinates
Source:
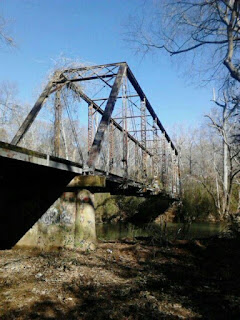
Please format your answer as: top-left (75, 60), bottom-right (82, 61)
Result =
top-left (0, 238), bottom-right (240, 319)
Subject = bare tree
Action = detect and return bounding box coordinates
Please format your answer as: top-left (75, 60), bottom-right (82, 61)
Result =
top-left (171, 119), bottom-right (239, 219)
top-left (0, 81), bottom-right (21, 141)
top-left (0, 82), bottom-right (18, 124)
top-left (127, 0), bottom-right (240, 218)
top-left (205, 93), bottom-right (240, 216)
top-left (126, 0), bottom-right (240, 86)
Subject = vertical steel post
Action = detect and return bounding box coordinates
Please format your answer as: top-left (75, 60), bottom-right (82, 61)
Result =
top-left (158, 134), bottom-right (162, 181)
top-left (109, 121), bottom-right (114, 171)
top-left (174, 152), bottom-right (179, 195)
top-left (177, 154), bottom-right (182, 197)
top-left (135, 144), bottom-right (139, 180)
top-left (161, 132), bottom-right (167, 188)
top-left (166, 141), bottom-right (172, 192)
top-left (171, 151), bottom-right (175, 194)
top-left (88, 103), bottom-right (93, 154)
top-left (122, 73), bottom-right (128, 179)
top-left (170, 147), bottom-right (175, 194)
top-left (54, 89), bottom-right (62, 157)
top-left (141, 98), bottom-right (147, 181)
top-left (152, 118), bottom-right (158, 179)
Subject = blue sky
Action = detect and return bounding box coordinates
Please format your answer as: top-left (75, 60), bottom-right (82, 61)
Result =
top-left (0, 0), bottom-right (213, 131)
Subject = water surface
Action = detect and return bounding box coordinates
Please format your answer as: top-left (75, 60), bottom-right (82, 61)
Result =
top-left (96, 222), bottom-right (227, 241)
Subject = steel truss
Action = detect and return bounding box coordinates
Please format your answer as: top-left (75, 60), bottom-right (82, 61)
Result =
top-left (10, 62), bottom-right (179, 195)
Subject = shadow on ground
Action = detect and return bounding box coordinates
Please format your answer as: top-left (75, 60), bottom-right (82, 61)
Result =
top-left (0, 238), bottom-right (240, 319)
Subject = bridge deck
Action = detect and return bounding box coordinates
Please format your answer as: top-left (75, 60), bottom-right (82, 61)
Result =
top-left (0, 141), bottom-right (156, 195)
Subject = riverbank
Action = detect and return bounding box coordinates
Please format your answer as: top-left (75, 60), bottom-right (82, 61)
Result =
top-left (1, 237), bottom-right (240, 319)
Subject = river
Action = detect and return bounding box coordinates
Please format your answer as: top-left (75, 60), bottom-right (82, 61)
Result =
top-left (96, 222), bottom-right (227, 241)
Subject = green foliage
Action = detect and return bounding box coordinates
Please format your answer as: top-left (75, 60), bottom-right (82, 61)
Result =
top-left (95, 193), bottom-right (144, 223)
top-left (115, 196), bottom-right (144, 216)
top-left (180, 180), bottom-right (218, 221)
top-left (95, 193), bottom-right (119, 222)
top-left (230, 184), bottom-right (240, 213)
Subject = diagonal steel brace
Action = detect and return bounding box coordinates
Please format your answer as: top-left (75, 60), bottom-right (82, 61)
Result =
top-left (87, 63), bottom-right (127, 169)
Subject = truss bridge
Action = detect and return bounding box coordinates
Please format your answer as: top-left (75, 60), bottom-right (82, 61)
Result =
top-left (0, 62), bottom-right (180, 248)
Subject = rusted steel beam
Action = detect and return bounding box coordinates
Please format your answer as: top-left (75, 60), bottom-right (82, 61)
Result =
top-left (61, 62), bottom-right (126, 74)
top-left (172, 150), bottom-right (177, 194)
top-left (152, 121), bottom-right (158, 178)
top-left (56, 73), bottom-right (117, 84)
top-left (166, 142), bottom-right (172, 192)
top-left (87, 64), bottom-right (126, 169)
top-left (177, 155), bottom-right (181, 196)
top-left (49, 83), bottom-right (66, 95)
top-left (92, 94), bottom-right (138, 101)
top-left (126, 65), bottom-right (178, 156)
top-left (161, 133), bottom-right (167, 187)
top-left (141, 98), bottom-right (147, 180)
top-left (109, 121), bottom-right (114, 171)
top-left (114, 115), bottom-right (151, 119)
top-left (88, 103), bottom-right (93, 153)
top-left (128, 129), bottom-right (157, 132)
top-left (54, 90), bottom-right (62, 157)
top-left (167, 141), bottom-right (173, 192)
top-left (11, 79), bottom-right (54, 145)
top-left (67, 78), bottom-right (152, 157)
top-left (135, 144), bottom-right (139, 180)
top-left (122, 74), bottom-right (128, 179)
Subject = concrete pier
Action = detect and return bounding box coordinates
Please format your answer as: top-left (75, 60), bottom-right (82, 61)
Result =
top-left (74, 190), bottom-right (96, 251)
top-left (17, 189), bottom-right (97, 251)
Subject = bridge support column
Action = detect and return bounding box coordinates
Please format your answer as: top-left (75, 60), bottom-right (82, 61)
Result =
top-left (74, 189), bottom-right (96, 251)
top-left (16, 189), bottom-right (97, 251)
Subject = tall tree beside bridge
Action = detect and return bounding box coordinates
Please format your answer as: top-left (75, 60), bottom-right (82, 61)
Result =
top-left (126, 0), bottom-right (240, 86)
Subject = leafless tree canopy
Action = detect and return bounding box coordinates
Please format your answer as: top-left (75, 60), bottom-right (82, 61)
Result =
top-left (125, 0), bottom-right (240, 217)
top-left (171, 105), bottom-right (240, 218)
top-left (126, 0), bottom-right (240, 86)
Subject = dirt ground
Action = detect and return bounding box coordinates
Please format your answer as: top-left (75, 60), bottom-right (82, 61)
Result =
top-left (0, 238), bottom-right (240, 320)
